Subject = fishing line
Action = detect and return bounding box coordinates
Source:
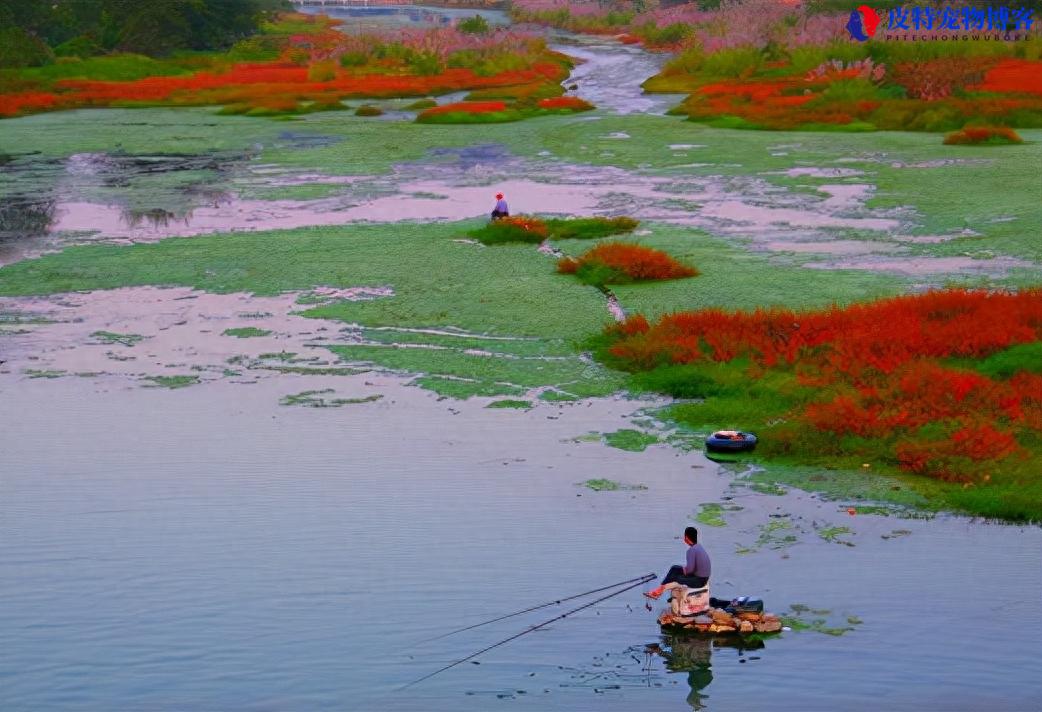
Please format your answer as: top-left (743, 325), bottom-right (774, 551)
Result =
top-left (402, 572), bottom-right (656, 689)
top-left (418, 572), bottom-right (659, 643)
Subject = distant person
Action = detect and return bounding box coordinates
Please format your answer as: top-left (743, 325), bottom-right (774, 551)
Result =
top-left (645, 526), bottom-right (711, 599)
top-left (491, 192), bottom-right (509, 220)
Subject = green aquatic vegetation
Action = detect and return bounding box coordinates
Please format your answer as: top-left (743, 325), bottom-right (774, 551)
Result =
top-left (487, 399), bottom-right (533, 409)
top-left (89, 331), bottom-right (147, 347)
top-left (243, 183), bottom-right (346, 201)
top-left (694, 503), bottom-right (728, 528)
top-left (971, 342), bottom-right (1042, 379)
top-left (603, 428), bottom-right (659, 452)
top-left (781, 616), bottom-right (854, 637)
top-left (818, 526), bottom-right (855, 546)
top-left (106, 351), bottom-right (135, 362)
top-left (783, 604), bottom-right (861, 636)
top-left (280, 389), bottom-right (382, 408)
top-left (580, 479), bottom-right (648, 492)
top-left (145, 375), bottom-right (199, 389)
top-left (257, 351), bottom-right (297, 361)
top-left (747, 481), bottom-right (787, 496)
top-left (408, 376), bottom-right (524, 399)
top-left (737, 518), bottom-right (799, 553)
top-left (25, 369), bottom-right (66, 379)
top-left (543, 216), bottom-right (640, 240)
top-left (0, 312), bottom-right (55, 325)
top-left (223, 327), bottom-right (272, 338)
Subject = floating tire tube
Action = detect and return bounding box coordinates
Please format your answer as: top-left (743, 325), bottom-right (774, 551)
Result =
top-left (705, 430), bottom-right (757, 452)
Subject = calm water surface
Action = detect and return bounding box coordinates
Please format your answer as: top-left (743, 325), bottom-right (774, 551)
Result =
top-left (2, 376), bottom-right (1040, 711)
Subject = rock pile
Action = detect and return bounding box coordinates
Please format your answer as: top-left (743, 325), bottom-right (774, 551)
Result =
top-left (658, 608), bottom-right (782, 635)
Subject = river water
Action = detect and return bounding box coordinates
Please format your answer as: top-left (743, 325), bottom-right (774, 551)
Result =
top-left (2, 5), bottom-right (1042, 711)
top-left (3, 373), bottom-right (1041, 711)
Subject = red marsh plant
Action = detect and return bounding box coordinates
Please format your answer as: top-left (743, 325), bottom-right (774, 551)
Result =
top-left (600, 289), bottom-right (1042, 504)
top-left (537, 95), bottom-right (594, 111)
top-left (558, 242), bottom-right (698, 286)
top-left (468, 215), bottom-right (549, 244)
top-left (944, 126), bottom-right (1024, 145)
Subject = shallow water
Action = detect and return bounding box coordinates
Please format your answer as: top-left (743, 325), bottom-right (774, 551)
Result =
top-left (2, 373), bottom-right (1040, 711)
top-left (549, 33), bottom-right (686, 116)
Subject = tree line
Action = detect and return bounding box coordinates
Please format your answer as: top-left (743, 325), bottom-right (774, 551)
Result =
top-left (0, 0), bottom-right (292, 67)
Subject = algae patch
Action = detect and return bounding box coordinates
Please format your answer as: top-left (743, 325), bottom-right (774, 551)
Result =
top-left (487, 399), bottom-right (533, 409)
top-left (145, 375), bottom-right (200, 389)
top-left (280, 390), bottom-right (383, 408)
top-left (603, 429), bottom-right (660, 452)
top-left (580, 479), bottom-right (649, 492)
top-left (693, 502), bottom-right (741, 528)
top-left (223, 327), bottom-right (273, 338)
top-left (90, 331), bottom-right (146, 347)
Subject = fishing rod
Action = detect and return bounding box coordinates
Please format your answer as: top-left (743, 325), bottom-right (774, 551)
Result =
top-left (402, 572), bottom-right (656, 689)
top-left (419, 572), bottom-right (659, 643)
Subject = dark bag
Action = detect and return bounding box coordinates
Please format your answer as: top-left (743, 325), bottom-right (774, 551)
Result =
top-left (727, 596), bottom-right (764, 614)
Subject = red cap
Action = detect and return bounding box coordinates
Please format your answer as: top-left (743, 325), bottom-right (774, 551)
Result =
top-left (496, 193), bottom-right (504, 199)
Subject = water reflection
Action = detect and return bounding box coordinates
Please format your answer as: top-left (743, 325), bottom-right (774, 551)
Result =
top-left (120, 207), bottom-right (192, 230)
top-left (0, 195), bottom-right (56, 239)
top-left (653, 633), bottom-right (768, 710)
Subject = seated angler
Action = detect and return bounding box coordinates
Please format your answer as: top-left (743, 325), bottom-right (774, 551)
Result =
top-left (645, 526), bottom-right (710, 600)
top-left (491, 192), bottom-right (509, 220)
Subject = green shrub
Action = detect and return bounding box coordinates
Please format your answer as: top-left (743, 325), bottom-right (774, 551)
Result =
top-left (701, 47), bottom-right (763, 78)
top-left (662, 46), bottom-right (705, 75)
top-left (355, 105), bottom-right (384, 117)
top-left (339, 51), bottom-right (368, 68)
top-left (974, 342), bottom-right (1042, 379)
top-left (227, 35), bottom-right (282, 62)
top-left (544, 216), bottom-right (639, 240)
top-left (458, 15), bottom-right (491, 34)
top-left (54, 35), bottom-right (103, 59)
top-left (0, 27), bottom-right (55, 68)
top-left (408, 51), bottom-right (444, 76)
top-left (631, 365), bottom-right (724, 399)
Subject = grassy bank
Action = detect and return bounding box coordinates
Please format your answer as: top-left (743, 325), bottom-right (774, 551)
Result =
top-left (0, 12), bottom-right (572, 119)
top-left (596, 291), bottom-right (1042, 522)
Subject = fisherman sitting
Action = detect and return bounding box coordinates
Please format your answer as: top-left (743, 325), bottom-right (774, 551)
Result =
top-left (645, 526), bottom-right (710, 600)
top-left (491, 192), bottom-right (509, 220)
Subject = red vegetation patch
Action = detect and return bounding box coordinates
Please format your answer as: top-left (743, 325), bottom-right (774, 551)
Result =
top-left (608, 289), bottom-right (1042, 372)
top-left (537, 96), bottom-right (594, 111)
top-left (498, 215), bottom-right (549, 238)
top-left (558, 242), bottom-right (698, 282)
top-left (0, 91), bottom-right (61, 117)
top-left (420, 100), bottom-right (508, 116)
top-left (604, 289), bottom-right (1042, 484)
top-left (977, 59), bottom-right (1042, 96)
top-left (943, 126), bottom-right (1023, 145)
top-left (1, 57), bottom-right (569, 118)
